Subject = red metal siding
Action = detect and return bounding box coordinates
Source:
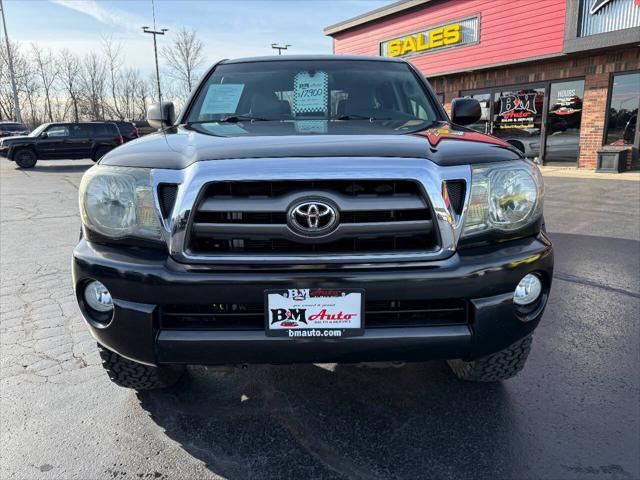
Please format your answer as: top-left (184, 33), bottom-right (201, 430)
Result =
top-left (333, 0), bottom-right (567, 76)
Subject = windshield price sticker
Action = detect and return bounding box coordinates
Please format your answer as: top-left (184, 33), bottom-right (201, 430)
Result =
top-left (201, 83), bottom-right (245, 114)
top-left (265, 288), bottom-right (364, 337)
top-left (293, 71), bottom-right (329, 115)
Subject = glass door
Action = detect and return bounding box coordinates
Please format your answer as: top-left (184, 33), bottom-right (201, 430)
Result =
top-left (545, 80), bottom-right (585, 164)
top-left (491, 87), bottom-right (546, 162)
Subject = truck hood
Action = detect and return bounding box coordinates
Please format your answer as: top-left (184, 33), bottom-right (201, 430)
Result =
top-left (0, 135), bottom-right (30, 145)
top-left (100, 122), bottom-right (522, 170)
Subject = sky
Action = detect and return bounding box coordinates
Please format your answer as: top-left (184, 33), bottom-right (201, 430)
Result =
top-left (2, 0), bottom-right (393, 74)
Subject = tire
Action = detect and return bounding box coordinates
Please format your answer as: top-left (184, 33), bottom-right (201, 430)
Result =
top-left (92, 147), bottom-right (111, 162)
top-left (14, 148), bottom-right (38, 168)
top-left (447, 335), bottom-right (533, 382)
top-left (98, 344), bottom-right (184, 390)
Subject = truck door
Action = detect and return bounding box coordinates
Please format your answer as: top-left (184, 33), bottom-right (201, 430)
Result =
top-left (37, 124), bottom-right (70, 159)
top-left (67, 124), bottom-right (93, 158)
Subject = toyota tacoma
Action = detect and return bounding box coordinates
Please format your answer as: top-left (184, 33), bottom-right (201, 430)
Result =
top-left (72, 55), bottom-right (553, 390)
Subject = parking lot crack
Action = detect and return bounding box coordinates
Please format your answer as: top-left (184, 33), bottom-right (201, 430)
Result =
top-left (554, 272), bottom-right (640, 299)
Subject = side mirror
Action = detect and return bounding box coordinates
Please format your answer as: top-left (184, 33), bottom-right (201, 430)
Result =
top-left (451, 98), bottom-right (481, 126)
top-left (147, 101), bottom-right (176, 129)
top-left (40, 132), bottom-right (48, 139)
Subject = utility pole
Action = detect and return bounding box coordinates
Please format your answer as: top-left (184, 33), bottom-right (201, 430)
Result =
top-left (143, 26), bottom-right (167, 104)
top-left (142, 0), bottom-right (167, 104)
top-left (271, 43), bottom-right (291, 55)
top-left (0, 0), bottom-right (22, 122)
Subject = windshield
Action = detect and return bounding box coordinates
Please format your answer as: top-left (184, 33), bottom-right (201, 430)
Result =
top-left (184, 60), bottom-right (440, 136)
top-left (29, 124), bottom-right (49, 137)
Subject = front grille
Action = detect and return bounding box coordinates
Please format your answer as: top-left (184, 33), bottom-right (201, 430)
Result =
top-left (160, 299), bottom-right (468, 330)
top-left (188, 180), bottom-right (439, 256)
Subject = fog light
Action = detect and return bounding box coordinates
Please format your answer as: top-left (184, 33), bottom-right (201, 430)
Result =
top-left (84, 281), bottom-right (113, 312)
top-left (513, 274), bottom-right (542, 306)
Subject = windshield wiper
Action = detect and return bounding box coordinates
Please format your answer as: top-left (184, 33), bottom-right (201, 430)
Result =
top-left (219, 114), bottom-right (273, 123)
top-left (332, 114), bottom-right (392, 121)
top-left (184, 115), bottom-right (272, 126)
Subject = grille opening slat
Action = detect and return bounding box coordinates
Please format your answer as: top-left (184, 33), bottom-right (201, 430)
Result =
top-left (203, 180), bottom-right (423, 198)
top-left (160, 300), bottom-right (468, 330)
top-left (193, 209), bottom-right (431, 224)
top-left (190, 235), bottom-right (435, 254)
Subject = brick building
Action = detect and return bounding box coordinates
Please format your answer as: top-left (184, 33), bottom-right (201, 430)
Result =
top-left (325, 0), bottom-right (640, 169)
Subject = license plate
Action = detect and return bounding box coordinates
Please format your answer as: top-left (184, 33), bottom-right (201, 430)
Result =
top-left (264, 288), bottom-right (364, 338)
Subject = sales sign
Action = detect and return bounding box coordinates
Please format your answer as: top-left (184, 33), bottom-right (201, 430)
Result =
top-left (380, 15), bottom-right (479, 58)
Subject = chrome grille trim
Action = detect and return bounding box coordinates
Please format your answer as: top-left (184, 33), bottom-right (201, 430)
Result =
top-left (151, 157), bottom-right (471, 265)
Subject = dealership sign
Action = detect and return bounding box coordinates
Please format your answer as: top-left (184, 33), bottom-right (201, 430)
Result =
top-left (495, 92), bottom-right (543, 130)
top-left (380, 15), bottom-right (480, 58)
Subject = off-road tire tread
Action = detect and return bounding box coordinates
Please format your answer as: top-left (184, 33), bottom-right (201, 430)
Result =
top-left (447, 335), bottom-right (533, 382)
top-left (98, 344), bottom-right (183, 390)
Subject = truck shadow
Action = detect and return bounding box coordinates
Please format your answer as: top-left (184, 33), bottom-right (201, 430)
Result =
top-left (136, 361), bottom-right (520, 479)
top-left (27, 163), bottom-right (93, 173)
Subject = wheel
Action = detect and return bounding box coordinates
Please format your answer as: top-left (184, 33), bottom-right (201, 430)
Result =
top-left (14, 148), bottom-right (37, 168)
top-left (98, 343), bottom-right (184, 390)
top-left (93, 147), bottom-right (111, 162)
top-left (447, 335), bottom-right (533, 382)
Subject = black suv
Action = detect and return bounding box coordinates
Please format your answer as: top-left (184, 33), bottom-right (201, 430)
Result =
top-left (0, 121), bottom-right (123, 168)
top-left (73, 56), bottom-right (553, 390)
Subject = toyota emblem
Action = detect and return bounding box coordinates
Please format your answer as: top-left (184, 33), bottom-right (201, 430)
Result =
top-left (288, 200), bottom-right (338, 236)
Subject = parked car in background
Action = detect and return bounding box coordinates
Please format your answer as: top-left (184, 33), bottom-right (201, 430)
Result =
top-left (0, 122), bottom-right (30, 137)
top-left (132, 120), bottom-right (157, 137)
top-left (0, 121), bottom-right (123, 168)
top-left (105, 120), bottom-right (140, 142)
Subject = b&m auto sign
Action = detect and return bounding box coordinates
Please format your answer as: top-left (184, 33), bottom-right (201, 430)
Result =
top-left (380, 15), bottom-right (480, 58)
top-left (265, 288), bottom-right (364, 337)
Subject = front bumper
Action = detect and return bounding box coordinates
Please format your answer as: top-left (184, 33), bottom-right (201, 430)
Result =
top-left (72, 234), bottom-right (553, 366)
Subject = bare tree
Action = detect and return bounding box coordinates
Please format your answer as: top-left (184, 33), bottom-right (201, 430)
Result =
top-left (81, 52), bottom-right (107, 120)
top-left (0, 40), bottom-right (33, 123)
top-left (161, 27), bottom-right (206, 97)
top-left (2, 37), bottom-right (172, 125)
top-left (102, 36), bottom-right (125, 119)
top-left (57, 49), bottom-right (82, 122)
top-left (31, 43), bottom-right (58, 122)
top-left (135, 76), bottom-right (152, 121)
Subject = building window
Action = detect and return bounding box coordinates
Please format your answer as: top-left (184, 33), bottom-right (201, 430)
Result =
top-left (492, 88), bottom-right (546, 162)
top-left (605, 72), bottom-right (639, 146)
top-left (579, 0), bottom-right (640, 37)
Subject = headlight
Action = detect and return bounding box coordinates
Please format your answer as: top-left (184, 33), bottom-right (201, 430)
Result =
top-left (79, 165), bottom-right (162, 241)
top-left (461, 160), bottom-right (543, 238)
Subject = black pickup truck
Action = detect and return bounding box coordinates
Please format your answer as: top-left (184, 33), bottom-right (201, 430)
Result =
top-left (0, 121), bottom-right (122, 168)
top-left (73, 55), bottom-right (553, 390)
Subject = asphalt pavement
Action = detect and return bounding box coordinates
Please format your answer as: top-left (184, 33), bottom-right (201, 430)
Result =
top-left (1, 159), bottom-right (639, 480)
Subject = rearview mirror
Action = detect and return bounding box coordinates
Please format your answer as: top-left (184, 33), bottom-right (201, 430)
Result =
top-left (40, 132), bottom-right (48, 139)
top-left (147, 102), bottom-right (176, 130)
top-left (451, 98), bottom-right (481, 126)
